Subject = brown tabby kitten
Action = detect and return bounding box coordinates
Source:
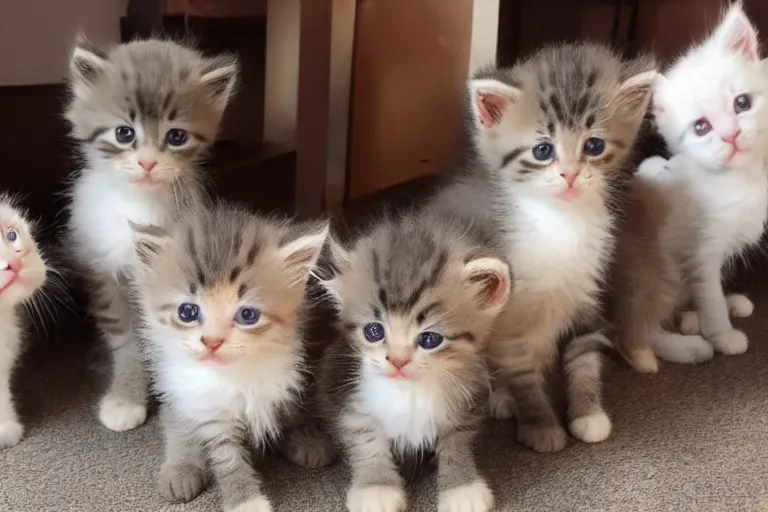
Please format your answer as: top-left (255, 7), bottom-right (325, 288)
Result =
top-left (318, 211), bottom-right (511, 512)
top-left (429, 44), bottom-right (656, 452)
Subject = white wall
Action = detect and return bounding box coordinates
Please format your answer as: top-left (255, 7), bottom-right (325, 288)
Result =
top-left (0, 0), bottom-right (127, 86)
top-left (469, 0), bottom-right (499, 75)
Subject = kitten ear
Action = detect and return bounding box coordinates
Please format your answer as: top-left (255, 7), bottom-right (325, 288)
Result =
top-left (278, 221), bottom-right (330, 287)
top-left (468, 79), bottom-right (519, 129)
top-left (714, 3), bottom-right (758, 61)
top-left (69, 35), bottom-right (110, 99)
top-left (614, 70), bottom-right (657, 120)
top-left (314, 235), bottom-right (350, 309)
top-left (200, 55), bottom-right (240, 111)
top-left (128, 221), bottom-right (170, 273)
top-left (462, 256), bottom-right (511, 314)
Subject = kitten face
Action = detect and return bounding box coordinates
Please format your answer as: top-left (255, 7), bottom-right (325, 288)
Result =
top-left (323, 216), bottom-right (510, 385)
top-left (653, 4), bottom-right (768, 171)
top-left (131, 205), bottom-right (328, 372)
top-left (0, 196), bottom-right (47, 308)
top-left (468, 44), bottom-right (656, 203)
top-left (66, 36), bottom-right (238, 188)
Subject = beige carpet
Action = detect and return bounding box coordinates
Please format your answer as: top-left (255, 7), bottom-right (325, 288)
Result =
top-left (1, 276), bottom-right (767, 512)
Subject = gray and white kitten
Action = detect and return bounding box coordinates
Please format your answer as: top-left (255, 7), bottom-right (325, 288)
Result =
top-left (428, 43), bottom-right (656, 452)
top-left (0, 195), bottom-right (48, 448)
top-left (317, 211), bottom-right (511, 512)
top-left (65, 36), bottom-right (237, 432)
top-left (129, 203), bottom-right (332, 512)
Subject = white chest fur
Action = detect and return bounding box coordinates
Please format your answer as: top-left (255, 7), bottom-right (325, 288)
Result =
top-left (356, 367), bottom-right (448, 452)
top-left (69, 171), bottom-right (176, 276)
top-left (160, 356), bottom-right (301, 441)
top-left (507, 195), bottom-right (612, 296)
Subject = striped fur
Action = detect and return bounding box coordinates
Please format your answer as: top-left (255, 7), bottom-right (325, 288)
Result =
top-left (317, 211), bottom-right (510, 512)
top-left (429, 43), bottom-right (656, 453)
top-left (64, 36), bottom-right (237, 433)
top-left (129, 203), bottom-right (330, 512)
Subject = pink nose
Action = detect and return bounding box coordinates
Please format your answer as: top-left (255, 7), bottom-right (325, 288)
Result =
top-left (721, 129), bottom-right (741, 144)
top-left (5, 259), bottom-right (22, 272)
top-left (201, 337), bottom-right (225, 352)
top-left (386, 355), bottom-right (411, 370)
top-left (139, 159), bottom-right (157, 173)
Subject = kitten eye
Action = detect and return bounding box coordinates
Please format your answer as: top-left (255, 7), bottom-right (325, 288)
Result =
top-left (363, 322), bottom-right (385, 343)
top-left (417, 331), bottom-right (444, 350)
top-left (583, 137), bottom-right (605, 157)
top-left (6, 227), bottom-right (17, 243)
top-left (532, 142), bottom-right (555, 161)
top-left (177, 303), bottom-right (200, 324)
top-left (693, 118), bottom-right (712, 137)
top-left (115, 125), bottom-right (135, 144)
top-left (235, 307), bottom-right (260, 326)
top-left (734, 94), bottom-right (752, 113)
top-left (166, 129), bottom-right (188, 147)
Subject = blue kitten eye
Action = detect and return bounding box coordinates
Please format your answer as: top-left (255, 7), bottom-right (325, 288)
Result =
top-left (235, 307), bottom-right (260, 326)
top-left (363, 322), bottom-right (386, 343)
top-left (583, 137), bottom-right (606, 157)
top-left (177, 303), bottom-right (200, 323)
top-left (166, 129), bottom-right (188, 147)
top-left (115, 125), bottom-right (135, 144)
top-left (532, 142), bottom-right (555, 161)
top-left (6, 228), bottom-right (17, 242)
top-left (417, 332), bottom-right (444, 350)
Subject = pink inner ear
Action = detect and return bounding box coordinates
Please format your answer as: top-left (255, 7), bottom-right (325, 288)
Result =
top-left (471, 271), bottom-right (507, 307)
top-left (731, 34), bottom-right (757, 61)
top-left (476, 90), bottom-right (508, 128)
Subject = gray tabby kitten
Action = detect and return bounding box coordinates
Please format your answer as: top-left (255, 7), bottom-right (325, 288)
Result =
top-left (65, 36), bottom-right (237, 432)
top-left (129, 203), bottom-right (332, 512)
top-left (429, 44), bottom-right (656, 452)
top-left (318, 212), bottom-right (511, 512)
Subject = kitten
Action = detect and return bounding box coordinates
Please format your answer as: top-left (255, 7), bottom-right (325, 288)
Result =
top-left (428, 44), bottom-right (656, 452)
top-left (613, 3), bottom-right (768, 373)
top-left (64, 36), bottom-right (238, 432)
top-left (0, 195), bottom-right (48, 448)
top-left (317, 212), bottom-right (511, 512)
top-left (129, 203), bottom-right (331, 512)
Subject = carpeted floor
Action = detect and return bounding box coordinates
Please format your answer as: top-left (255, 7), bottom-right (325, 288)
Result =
top-left (1, 269), bottom-right (766, 512)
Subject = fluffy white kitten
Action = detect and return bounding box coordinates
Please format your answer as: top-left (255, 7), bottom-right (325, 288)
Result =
top-left (0, 196), bottom-right (48, 448)
top-left (613, 3), bottom-right (768, 372)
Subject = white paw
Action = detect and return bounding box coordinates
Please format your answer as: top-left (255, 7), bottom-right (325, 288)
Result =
top-left (679, 311), bottom-right (700, 335)
top-left (569, 412), bottom-right (612, 444)
top-left (347, 485), bottom-right (406, 512)
top-left (653, 333), bottom-right (713, 365)
top-left (438, 481), bottom-right (494, 512)
top-left (488, 388), bottom-right (515, 420)
top-left (229, 496), bottom-right (272, 512)
top-left (637, 156), bottom-right (669, 177)
top-left (625, 348), bottom-right (659, 373)
top-left (710, 329), bottom-right (748, 355)
top-left (0, 420), bottom-right (24, 448)
top-left (727, 294), bottom-right (754, 318)
top-left (98, 394), bottom-right (147, 432)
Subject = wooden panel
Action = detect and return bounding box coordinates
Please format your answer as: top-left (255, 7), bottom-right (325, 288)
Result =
top-left (348, 0), bottom-right (473, 199)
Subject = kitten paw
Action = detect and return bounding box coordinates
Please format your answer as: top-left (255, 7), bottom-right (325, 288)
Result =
top-left (517, 423), bottom-right (568, 453)
top-left (98, 394), bottom-right (147, 432)
top-left (229, 496), bottom-right (273, 512)
top-left (624, 348), bottom-right (659, 373)
top-left (280, 424), bottom-right (334, 468)
top-left (347, 485), bottom-right (406, 512)
top-left (637, 156), bottom-right (669, 177)
top-left (653, 333), bottom-right (713, 365)
top-left (438, 480), bottom-right (494, 512)
top-left (679, 311), bottom-right (700, 335)
top-left (158, 462), bottom-right (207, 503)
top-left (569, 412), bottom-right (612, 444)
top-left (710, 329), bottom-right (748, 355)
top-left (727, 294), bottom-right (754, 318)
top-left (0, 420), bottom-right (24, 448)
top-left (488, 388), bottom-right (515, 420)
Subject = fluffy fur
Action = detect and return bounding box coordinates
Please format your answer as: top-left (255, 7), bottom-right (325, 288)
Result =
top-left (318, 212), bottom-right (511, 512)
top-left (0, 196), bottom-right (48, 448)
top-left (64, 35), bottom-right (238, 432)
top-left (129, 203), bottom-right (331, 512)
top-left (428, 43), bottom-right (656, 452)
top-left (613, 3), bottom-right (768, 372)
